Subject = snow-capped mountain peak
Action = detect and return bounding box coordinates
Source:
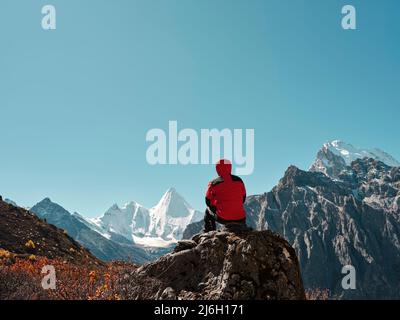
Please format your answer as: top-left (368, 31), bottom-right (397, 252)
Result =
top-left (147, 187), bottom-right (202, 241)
top-left (87, 188), bottom-right (202, 247)
top-left (152, 187), bottom-right (194, 219)
top-left (95, 200), bottom-right (145, 241)
top-left (310, 140), bottom-right (400, 178)
top-left (324, 140), bottom-right (399, 166)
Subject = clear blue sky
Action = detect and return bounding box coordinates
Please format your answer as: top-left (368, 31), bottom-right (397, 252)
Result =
top-left (1, 0), bottom-right (399, 217)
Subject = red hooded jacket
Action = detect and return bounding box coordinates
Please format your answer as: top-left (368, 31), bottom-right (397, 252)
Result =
top-left (205, 159), bottom-right (247, 221)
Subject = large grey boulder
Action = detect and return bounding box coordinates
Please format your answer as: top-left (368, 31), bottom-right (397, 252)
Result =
top-left (137, 227), bottom-right (305, 300)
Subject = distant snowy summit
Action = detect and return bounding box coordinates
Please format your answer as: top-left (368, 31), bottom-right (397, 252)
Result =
top-left (90, 188), bottom-right (203, 247)
top-left (29, 188), bottom-right (203, 261)
top-left (310, 140), bottom-right (400, 178)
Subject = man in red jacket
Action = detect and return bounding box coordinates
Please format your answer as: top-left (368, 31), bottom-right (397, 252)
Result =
top-left (204, 159), bottom-right (247, 232)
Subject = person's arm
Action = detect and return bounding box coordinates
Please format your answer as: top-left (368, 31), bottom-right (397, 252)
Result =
top-left (241, 181), bottom-right (247, 203)
top-left (205, 183), bottom-right (217, 213)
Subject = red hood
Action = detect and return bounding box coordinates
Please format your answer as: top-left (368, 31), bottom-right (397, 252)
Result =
top-left (216, 159), bottom-right (232, 178)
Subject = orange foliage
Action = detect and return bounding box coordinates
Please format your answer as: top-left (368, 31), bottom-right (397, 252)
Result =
top-left (305, 288), bottom-right (330, 300)
top-left (0, 255), bottom-right (138, 300)
top-left (0, 249), bottom-right (11, 259)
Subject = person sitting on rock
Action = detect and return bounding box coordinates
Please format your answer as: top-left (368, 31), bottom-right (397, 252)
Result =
top-left (204, 159), bottom-right (247, 232)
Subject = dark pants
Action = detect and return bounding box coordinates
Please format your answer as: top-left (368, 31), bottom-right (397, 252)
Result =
top-left (203, 208), bottom-right (246, 232)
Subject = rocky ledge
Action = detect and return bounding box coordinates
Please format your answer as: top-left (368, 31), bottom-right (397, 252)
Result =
top-left (137, 224), bottom-right (305, 300)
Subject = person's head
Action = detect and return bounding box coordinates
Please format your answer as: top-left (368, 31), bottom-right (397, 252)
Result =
top-left (216, 159), bottom-right (232, 178)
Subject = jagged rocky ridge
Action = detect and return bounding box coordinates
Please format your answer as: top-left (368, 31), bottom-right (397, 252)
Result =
top-left (248, 160), bottom-right (400, 299)
top-left (310, 140), bottom-right (400, 178)
top-left (184, 144), bottom-right (400, 299)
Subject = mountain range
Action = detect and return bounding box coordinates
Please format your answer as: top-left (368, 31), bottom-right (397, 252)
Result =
top-left (183, 140), bottom-right (400, 299)
top-left (3, 139), bottom-right (400, 299)
top-left (27, 188), bottom-right (202, 263)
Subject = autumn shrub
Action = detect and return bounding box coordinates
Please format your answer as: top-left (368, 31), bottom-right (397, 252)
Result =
top-left (0, 249), bottom-right (11, 260)
top-left (0, 257), bottom-right (50, 299)
top-left (25, 240), bottom-right (36, 250)
top-left (305, 288), bottom-right (330, 300)
top-left (24, 240), bottom-right (37, 255)
top-left (0, 255), bottom-right (162, 300)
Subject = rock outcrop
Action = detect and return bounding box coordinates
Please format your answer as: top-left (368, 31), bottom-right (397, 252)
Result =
top-left (137, 225), bottom-right (305, 300)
